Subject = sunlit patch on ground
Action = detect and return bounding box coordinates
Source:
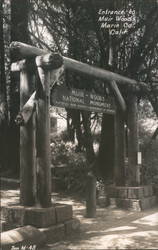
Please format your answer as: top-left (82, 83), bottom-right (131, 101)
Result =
top-left (132, 212), bottom-right (158, 226)
top-left (104, 225), bottom-right (137, 232)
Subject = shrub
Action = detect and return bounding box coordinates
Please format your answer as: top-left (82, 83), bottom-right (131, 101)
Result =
top-left (50, 136), bottom-right (88, 196)
top-left (139, 117), bottom-right (158, 185)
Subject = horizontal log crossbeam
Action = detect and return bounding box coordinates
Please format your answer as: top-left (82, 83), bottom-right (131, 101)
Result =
top-left (10, 42), bottom-right (139, 87)
top-left (10, 42), bottom-right (128, 112)
top-left (11, 42), bottom-right (156, 98)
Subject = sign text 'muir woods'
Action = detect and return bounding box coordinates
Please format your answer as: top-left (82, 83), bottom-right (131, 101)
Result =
top-left (51, 86), bottom-right (115, 114)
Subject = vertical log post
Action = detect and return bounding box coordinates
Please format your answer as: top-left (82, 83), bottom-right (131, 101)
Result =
top-left (86, 171), bottom-right (96, 218)
top-left (81, 111), bottom-right (96, 218)
top-left (127, 94), bottom-right (139, 186)
top-left (35, 53), bottom-right (63, 207)
top-left (108, 31), bottom-right (126, 185)
top-left (114, 108), bottom-right (125, 186)
top-left (19, 61), bottom-right (36, 206)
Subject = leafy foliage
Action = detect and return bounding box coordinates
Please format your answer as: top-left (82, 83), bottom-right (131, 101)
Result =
top-left (50, 135), bottom-right (88, 196)
top-left (138, 101), bottom-right (158, 184)
top-left (1, 0), bottom-right (158, 183)
top-left (51, 137), bottom-right (85, 166)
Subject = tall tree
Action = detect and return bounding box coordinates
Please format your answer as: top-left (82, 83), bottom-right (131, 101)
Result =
top-left (0, 0), bottom-right (8, 171)
top-left (7, 0), bottom-right (30, 175)
top-left (24, 0), bottom-right (158, 182)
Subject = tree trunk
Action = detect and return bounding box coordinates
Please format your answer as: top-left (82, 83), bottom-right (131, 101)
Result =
top-left (0, 0), bottom-right (8, 172)
top-left (0, 0), bottom-right (6, 90)
top-left (106, 6), bottom-right (126, 186)
top-left (98, 114), bottom-right (115, 181)
top-left (11, 0), bottom-right (30, 58)
top-left (67, 111), bottom-right (75, 142)
top-left (8, 0), bottom-right (30, 175)
top-left (127, 94), bottom-right (139, 186)
top-left (81, 111), bottom-right (96, 218)
top-left (114, 108), bottom-right (125, 186)
top-left (68, 109), bottom-right (84, 151)
top-left (81, 111), bottom-right (95, 164)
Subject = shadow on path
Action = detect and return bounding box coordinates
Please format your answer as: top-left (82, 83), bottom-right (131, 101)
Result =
top-left (1, 189), bottom-right (158, 249)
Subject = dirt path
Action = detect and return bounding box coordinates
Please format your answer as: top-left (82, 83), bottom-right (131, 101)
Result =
top-left (42, 195), bottom-right (158, 250)
top-left (1, 189), bottom-right (158, 249)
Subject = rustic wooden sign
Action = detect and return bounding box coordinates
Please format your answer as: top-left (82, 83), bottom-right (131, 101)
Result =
top-left (51, 86), bottom-right (116, 114)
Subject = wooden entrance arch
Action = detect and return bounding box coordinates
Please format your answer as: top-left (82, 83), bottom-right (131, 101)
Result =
top-left (10, 42), bottom-right (141, 208)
